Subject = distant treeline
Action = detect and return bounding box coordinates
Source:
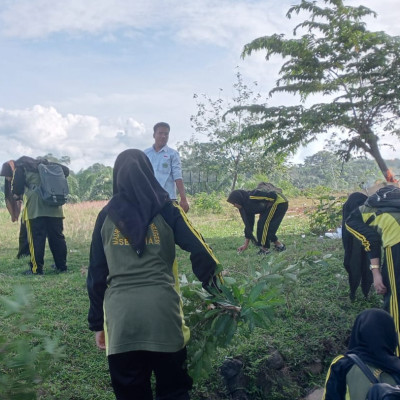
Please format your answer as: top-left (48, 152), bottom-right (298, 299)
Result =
top-left (1, 151), bottom-right (399, 206)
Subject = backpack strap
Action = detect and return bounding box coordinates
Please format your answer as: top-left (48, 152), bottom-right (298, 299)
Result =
top-left (347, 353), bottom-right (379, 384)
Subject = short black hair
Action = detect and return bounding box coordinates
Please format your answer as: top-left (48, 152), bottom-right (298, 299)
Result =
top-left (153, 122), bottom-right (170, 133)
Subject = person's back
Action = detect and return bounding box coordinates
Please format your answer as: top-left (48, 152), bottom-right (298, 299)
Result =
top-left (346, 361), bottom-right (396, 400)
top-left (11, 156), bottom-right (68, 275)
top-left (323, 309), bottom-right (400, 400)
top-left (87, 149), bottom-right (221, 400)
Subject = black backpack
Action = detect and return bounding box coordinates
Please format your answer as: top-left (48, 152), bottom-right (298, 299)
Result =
top-left (37, 163), bottom-right (69, 206)
top-left (347, 353), bottom-right (400, 399)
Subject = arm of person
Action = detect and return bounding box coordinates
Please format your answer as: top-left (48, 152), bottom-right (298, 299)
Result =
top-left (345, 208), bottom-right (386, 294)
top-left (322, 356), bottom-right (349, 400)
top-left (237, 238), bottom-right (250, 253)
top-left (11, 167), bottom-right (26, 199)
top-left (161, 203), bottom-right (222, 288)
top-left (345, 208), bottom-right (382, 258)
top-left (87, 209), bottom-right (109, 347)
top-left (175, 178), bottom-right (189, 212)
top-left (370, 257), bottom-right (387, 295)
top-left (170, 150), bottom-right (189, 212)
top-left (239, 208), bottom-right (256, 249)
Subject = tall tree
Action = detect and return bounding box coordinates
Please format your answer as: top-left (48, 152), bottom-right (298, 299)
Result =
top-left (187, 71), bottom-right (283, 191)
top-left (231, 0), bottom-right (400, 182)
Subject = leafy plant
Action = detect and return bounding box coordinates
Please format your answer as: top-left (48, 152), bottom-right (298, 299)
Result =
top-left (192, 192), bottom-right (223, 213)
top-left (0, 286), bottom-right (65, 400)
top-left (305, 195), bottom-right (346, 235)
top-left (181, 258), bottom-right (298, 381)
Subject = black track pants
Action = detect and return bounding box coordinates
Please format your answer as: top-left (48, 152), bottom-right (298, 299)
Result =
top-left (108, 348), bottom-right (192, 400)
top-left (26, 216), bottom-right (67, 273)
top-left (257, 201), bottom-right (288, 248)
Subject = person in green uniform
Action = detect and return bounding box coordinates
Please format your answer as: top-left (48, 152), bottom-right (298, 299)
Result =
top-left (87, 149), bottom-right (222, 400)
top-left (11, 156), bottom-right (68, 274)
top-left (227, 187), bottom-right (288, 255)
top-left (322, 308), bottom-right (400, 400)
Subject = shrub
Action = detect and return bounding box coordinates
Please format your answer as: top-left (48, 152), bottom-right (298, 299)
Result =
top-left (306, 194), bottom-right (347, 235)
top-left (192, 192), bottom-right (223, 213)
top-left (0, 286), bottom-right (65, 400)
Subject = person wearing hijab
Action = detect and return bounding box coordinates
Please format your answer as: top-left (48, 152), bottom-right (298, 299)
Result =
top-left (341, 192), bottom-right (371, 301)
top-left (345, 184), bottom-right (400, 355)
top-left (227, 187), bottom-right (288, 255)
top-left (322, 308), bottom-right (400, 400)
top-left (1, 160), bottom-right (30, 259)
top-left (87, 149), bottom-right (222, 400)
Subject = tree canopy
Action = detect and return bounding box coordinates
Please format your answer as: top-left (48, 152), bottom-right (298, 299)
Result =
top-left (230, 0), bottom-right (400, 182)
top-left (181, 71), bottom-right (284, 191)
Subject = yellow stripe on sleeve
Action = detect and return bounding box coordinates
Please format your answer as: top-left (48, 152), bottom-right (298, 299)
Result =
top-left (345, 223), bottom-right (371, 252)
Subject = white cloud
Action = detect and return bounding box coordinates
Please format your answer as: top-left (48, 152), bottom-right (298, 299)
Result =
top-left (0, 0), bottom-right (399, 174)
top-left (0, 0), bottom-right (284, 48)
top-left (0, 106), bottom-right (147, 171)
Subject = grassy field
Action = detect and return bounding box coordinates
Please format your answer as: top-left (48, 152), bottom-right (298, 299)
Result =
top-left (0, 197), bottom-right (382, 399)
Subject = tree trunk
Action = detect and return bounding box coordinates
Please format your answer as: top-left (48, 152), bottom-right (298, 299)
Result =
top-left (368, 139), bottom-right (398, 183)
top-left (231, 153), bottom-right (242, 191)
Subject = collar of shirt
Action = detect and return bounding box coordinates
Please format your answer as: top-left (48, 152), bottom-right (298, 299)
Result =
top-left (153, 144), bottom-right (169, 153)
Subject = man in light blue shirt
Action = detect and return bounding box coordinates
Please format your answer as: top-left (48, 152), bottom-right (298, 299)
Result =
top-left (144, 122), bottom-right (189, 212)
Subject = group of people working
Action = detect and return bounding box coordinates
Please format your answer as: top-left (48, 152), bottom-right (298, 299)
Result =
top-left (3, 119), bottom-right (400, 399)
top-left (1, 121), bottom-right (288, 400)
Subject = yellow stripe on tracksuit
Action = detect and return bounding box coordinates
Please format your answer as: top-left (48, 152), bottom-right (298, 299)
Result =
top-left (261, 202), bottom-right (278, 246)
top-left (345, 223), bottom-right (371, 251)
top-left (249, 195), bottom-right (275, 202)
top-left (386, 246), bottom-right (400, 356)
top-left (172, 202), bottom-right (224, 285)
top-left (321, 355), bottom-right (346, 400)
top-left (24, 206), bottom-right (39, 274)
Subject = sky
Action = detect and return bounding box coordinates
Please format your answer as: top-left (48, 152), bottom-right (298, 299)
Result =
top-left (0, 0), bottom-right (399, 172)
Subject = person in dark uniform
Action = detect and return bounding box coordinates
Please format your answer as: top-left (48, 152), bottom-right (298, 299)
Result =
top-left (87, 149), bottom-right (222, 400)
top-left (11, 156), bottom-right (68, 275)
top-left (345, 184), bottom-right (400, 354)
top-left (227, 187), bottom-right (288, 255)
top-left (322, 308), bottom-right (400, 400)
top-left (341, 192), bottom-right (371, 301)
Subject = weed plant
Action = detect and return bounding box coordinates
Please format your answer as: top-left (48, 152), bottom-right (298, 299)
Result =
top-left (0, 197), bottom-right (382, 399)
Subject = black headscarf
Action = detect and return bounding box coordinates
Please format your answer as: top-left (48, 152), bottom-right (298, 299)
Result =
top-left (105, 149), bottom-right (170, 257)
top-left (227, 190), bottom-right (249, 206)
top-left (347, 308), bottom-right (400, 377)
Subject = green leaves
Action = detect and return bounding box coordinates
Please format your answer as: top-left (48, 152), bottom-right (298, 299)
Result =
top-left (234, 0), bottom-right (400, 180)
top-left (0, 286), bottom-right (65, 400)
top-left (181, 258), bottom-right (298, 382)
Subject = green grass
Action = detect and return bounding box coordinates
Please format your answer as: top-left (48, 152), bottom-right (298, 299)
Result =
top-left (0, 198), bottom-right (382, 399)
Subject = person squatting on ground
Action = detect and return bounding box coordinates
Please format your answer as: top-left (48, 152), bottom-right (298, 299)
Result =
top-left (345, 184), bottom-right (400, 355)
top-left (87, 149), bottom-right (222, 400)
top-left (322, 308), bottom-right (400, 400)
top-left (1, 160), bottom-right (30, 258)
top-left (227, 185), bottom-right (288, 255)
top-left (11, 156), bottom-right (68, 275)
top-left (144, 122), bottom-right (189, 213)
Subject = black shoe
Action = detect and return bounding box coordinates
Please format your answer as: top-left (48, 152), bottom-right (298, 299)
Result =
top-left (258, 248), bottom-right (271, 256)
top-left (23, 269), bottom-right (43, 275)
top-left (51, 264), bottom-right (67, 272)
top-left (274, 244), bottom-right (286, 252)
